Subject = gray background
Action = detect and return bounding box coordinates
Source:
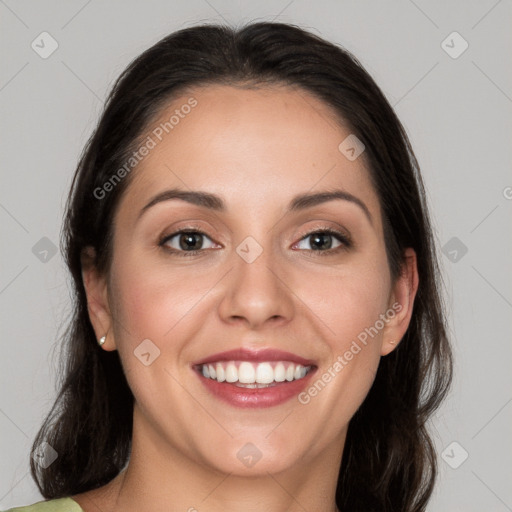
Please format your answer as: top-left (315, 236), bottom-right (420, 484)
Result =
top-left (1, 0), bottom-right (511, 510)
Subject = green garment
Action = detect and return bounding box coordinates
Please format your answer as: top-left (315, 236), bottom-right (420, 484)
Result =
top-left (2, 497), bottom-right (84, 512)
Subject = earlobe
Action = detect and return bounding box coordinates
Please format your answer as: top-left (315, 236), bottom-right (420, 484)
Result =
top-left (381, 248), bottom-right (419, 356)
top-left (81, 246), bottom-right (116, 351)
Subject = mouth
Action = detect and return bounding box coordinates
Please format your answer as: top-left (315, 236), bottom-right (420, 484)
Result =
top-left (191, 348), bottom-right (317, 408)
top-left (194, 360), bottom-right (314, 387)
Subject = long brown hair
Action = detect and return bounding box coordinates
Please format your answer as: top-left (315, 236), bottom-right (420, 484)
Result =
top-left (30, 21), bottom-right (453, 511)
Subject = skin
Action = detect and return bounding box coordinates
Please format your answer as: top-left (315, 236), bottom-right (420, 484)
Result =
top-left (75, 84), bottom-right (418, 512)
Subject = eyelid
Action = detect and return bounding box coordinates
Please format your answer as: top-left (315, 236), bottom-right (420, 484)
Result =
top-left (159, 221), bottom-right (217, 241)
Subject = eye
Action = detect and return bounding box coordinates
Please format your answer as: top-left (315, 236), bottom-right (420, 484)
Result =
top-left (158, 226), bottom-right (352, 257)
top-left (159, 229), bottom-right (217, 256)
top-left (293, 228), bottom-right (351, 255)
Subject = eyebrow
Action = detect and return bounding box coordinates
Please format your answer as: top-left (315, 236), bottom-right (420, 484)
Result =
top-left (138, 187), bottom-right (373, 224)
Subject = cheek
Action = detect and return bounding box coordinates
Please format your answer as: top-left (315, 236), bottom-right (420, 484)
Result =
top-left (107, 256), bottom-right (204, 409)
top-left (296, 266), bottom-right (390, 426)
top-left (110, 252), bottom-right (210, 342)
top-left (297, 255), bottom-right (390, 402)
top-left (338, 277), bottom-right (389, 343)
top-left (304, 259), bottom-right (391, 351)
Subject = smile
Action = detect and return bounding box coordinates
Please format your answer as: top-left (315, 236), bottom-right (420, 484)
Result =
top-left (196, 360), bottom-right (313, 386)
top-left (192, 348), bottom-right (317, 408)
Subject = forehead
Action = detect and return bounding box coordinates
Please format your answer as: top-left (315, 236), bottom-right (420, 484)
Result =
top-left (116, 84), bottom-right (381, 225)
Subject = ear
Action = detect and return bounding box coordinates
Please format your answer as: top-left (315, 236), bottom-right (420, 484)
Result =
top-left (81, 246), bottom-right (116, 351)
top-left (381, 247), bottom-right (419, 356)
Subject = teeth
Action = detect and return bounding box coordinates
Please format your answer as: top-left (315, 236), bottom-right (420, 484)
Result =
top-left (199, 360), bottom-right (312, 385)
top-left (234, 382), bottom-right (276, 388)
top-left (294, 365), bottom-right (307, 380)
top-left (255, 362), bottom-right (274, 384)
top-left (274, 362), bottom-right (286, 382)
top-left (225, 362), bottom-right (237, 383)
top-left (215, 363), bottom-right (225, 382)
top-left (238, 362), bottom-right (256, 383)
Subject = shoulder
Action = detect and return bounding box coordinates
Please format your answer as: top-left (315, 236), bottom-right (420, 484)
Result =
top-left (2, 497), bottom-right (84, 512)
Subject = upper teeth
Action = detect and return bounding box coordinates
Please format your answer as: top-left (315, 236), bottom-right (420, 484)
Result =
top-left (200, 361), bottom-right (311, 384)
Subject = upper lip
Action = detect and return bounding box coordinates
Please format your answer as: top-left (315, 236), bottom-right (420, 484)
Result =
top-left (192, 348), bottom-right (316, 367)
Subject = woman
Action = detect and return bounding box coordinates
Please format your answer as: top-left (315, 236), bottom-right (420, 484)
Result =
top-left (6, 21), bottom-right (453, 512)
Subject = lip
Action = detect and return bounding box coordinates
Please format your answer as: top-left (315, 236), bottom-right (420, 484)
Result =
top-left (191, 348), bottom-right (317, 409)
top-left (192, 348), bottom-right (316, 366)
top-left (194, 366), bottom-right (317, 408)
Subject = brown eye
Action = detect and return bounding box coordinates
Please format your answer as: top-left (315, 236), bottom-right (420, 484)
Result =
top-left (293, 228), bottom-right (352, 255)
top-left (159, 230), bottom-right (217, 255)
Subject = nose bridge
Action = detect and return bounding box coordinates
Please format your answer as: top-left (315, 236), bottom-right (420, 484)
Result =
top-left (218, 233), bottom-right (294, 328)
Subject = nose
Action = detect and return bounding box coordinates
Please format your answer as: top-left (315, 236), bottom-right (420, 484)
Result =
top-left (217, 242), bottom-right (295, 330)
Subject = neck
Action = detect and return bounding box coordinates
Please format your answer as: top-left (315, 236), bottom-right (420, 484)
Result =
top-left (78, 404), bottom-right (345, 512)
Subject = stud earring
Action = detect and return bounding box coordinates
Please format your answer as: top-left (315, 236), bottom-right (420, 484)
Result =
top-left (98, 335), bottom-right (106, 346)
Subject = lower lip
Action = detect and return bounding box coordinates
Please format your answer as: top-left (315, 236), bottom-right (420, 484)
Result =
top-left (195, 368), bottom-right (316, 408)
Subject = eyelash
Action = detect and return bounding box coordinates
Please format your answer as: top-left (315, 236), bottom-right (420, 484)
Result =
top-left (158, 225), bottom-right (352, 258)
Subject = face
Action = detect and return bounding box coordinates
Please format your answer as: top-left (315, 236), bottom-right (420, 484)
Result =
top-left (84, 84), bottom-right (417, 477)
